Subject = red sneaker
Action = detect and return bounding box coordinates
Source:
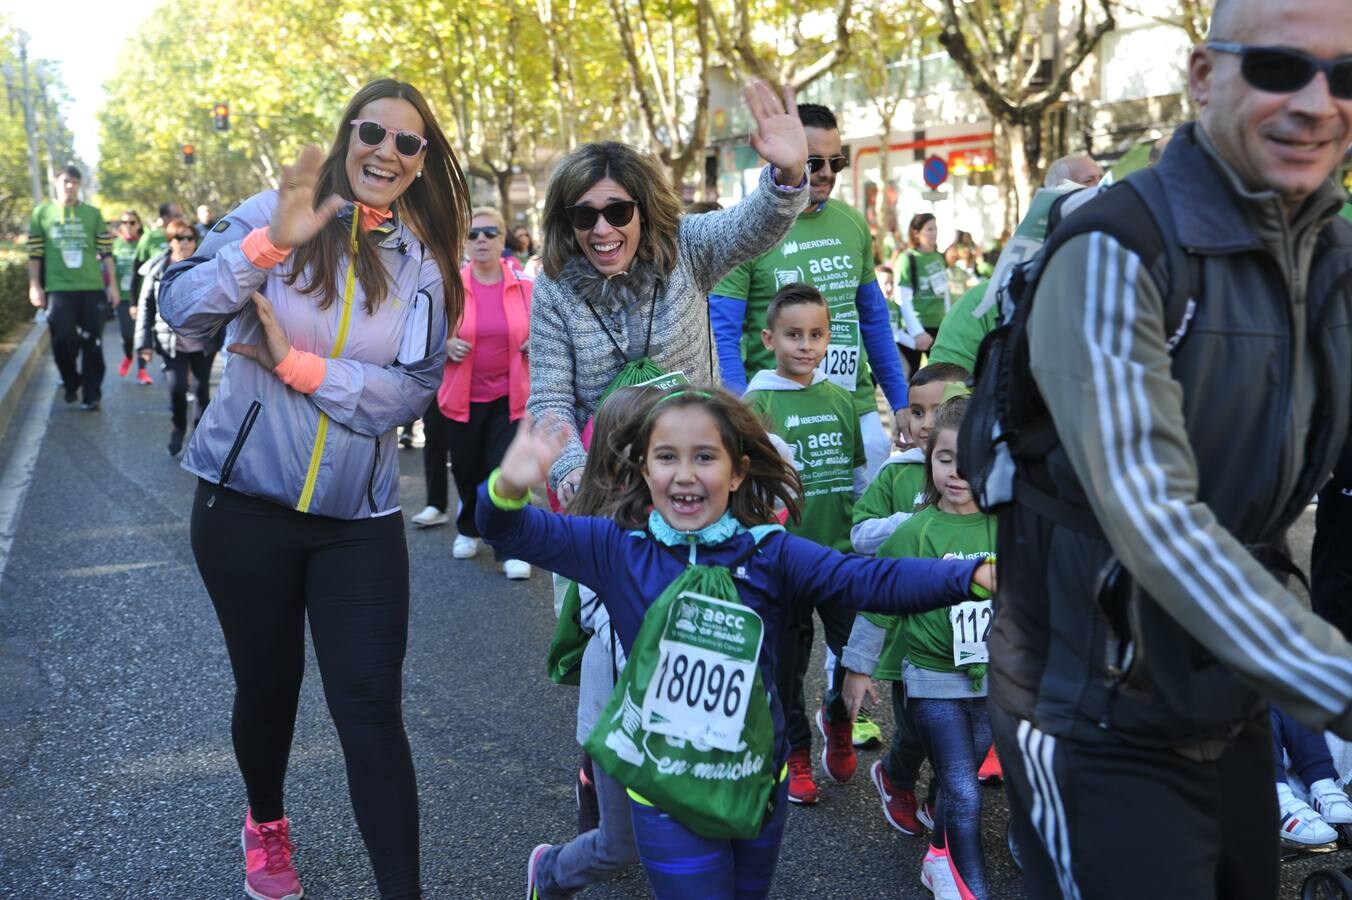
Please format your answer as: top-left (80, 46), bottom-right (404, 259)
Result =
top-left (137, 369), bottom-right (154, 385)
top-left (242, 809), bottom-right (303, 900)
top-left (816, 705), bottom-right (857, 783)
top-left (118, 356), bottom-right (133, 377)
top-left (786, 748), bottom-right (819, 805)
top-left (978, 745), bottom-right (1003, 786)
top-left (870, 761), bottom-right (925, 834)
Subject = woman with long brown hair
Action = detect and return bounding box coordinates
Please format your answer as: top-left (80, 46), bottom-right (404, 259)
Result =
top-left (158, 79), bottom-right (467, 900)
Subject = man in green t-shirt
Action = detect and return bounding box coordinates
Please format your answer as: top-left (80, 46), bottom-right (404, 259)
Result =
top-left (929, 280), bottom-right (997, 373)
top-left (132, 201), bottom-right (181, 301)
top-left (711, 103), bottom-right (910, 478)
top-left (743, 283), bottom-right (868, 805)
top-left (27, 165), bottom-right (121, 410)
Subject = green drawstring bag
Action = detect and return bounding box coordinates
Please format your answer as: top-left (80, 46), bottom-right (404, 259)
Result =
top-left (584, 547), bottom-right (776, 840)
top-left (547, 580), bottom-right (588, 686)
top-left (596, 357), bottom-right (687, 408)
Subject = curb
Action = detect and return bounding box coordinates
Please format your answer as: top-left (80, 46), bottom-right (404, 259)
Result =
top-left (0, 320), bottom-right (49, 441)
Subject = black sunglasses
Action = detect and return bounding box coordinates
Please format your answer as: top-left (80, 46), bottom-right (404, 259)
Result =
top-left (1207, 42), bottom-right (1352, 100)
top-left (565, 200), bottom-right (639, 231)
top-left (467, 226), bottom-right (501, 240)
top-left (170, 234), bottom-right (197, 243)
top-left (807, 155), bottom-right (849, 174)
top-left (350, 119), bottom-right (428, 158)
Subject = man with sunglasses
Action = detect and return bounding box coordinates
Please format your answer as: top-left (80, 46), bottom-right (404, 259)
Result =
top-left (27, 165), bottom-right (121, 410)
top-left (710, 103), bottom-right (912, 807)
top-left (987, 0), bottom-right (1352, 895)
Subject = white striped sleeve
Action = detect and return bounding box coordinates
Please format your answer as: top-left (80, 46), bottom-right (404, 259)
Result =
top-left (1028, 232), bottom-right (1352, 735)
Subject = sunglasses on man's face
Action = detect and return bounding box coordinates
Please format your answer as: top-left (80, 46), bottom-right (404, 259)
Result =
top-left (1207, 42), bottom-right (1352, 100)
top-left (807, 155), bottom-right (849, 174)
top-left (467, 226), bottom-right (501, 240)
top-left (350, 119), bottom-right (428, 158)
top-left (170, 234), bottom-right (197, 243)
top-left (564, 200), bottom-right (639, 231)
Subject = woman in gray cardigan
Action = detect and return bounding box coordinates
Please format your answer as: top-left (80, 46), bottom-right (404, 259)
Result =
top-left (527, 80), bottom-right (811, 504)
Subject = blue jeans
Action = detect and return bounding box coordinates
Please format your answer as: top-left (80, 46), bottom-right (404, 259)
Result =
top-left (1272, 706), bottom-right (1338, 786)
top-left (911, 696), bottom-right (992, 899)
top-left (628, 779), bottom-right (789, 899)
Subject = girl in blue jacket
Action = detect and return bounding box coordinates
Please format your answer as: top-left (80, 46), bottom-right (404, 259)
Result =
top-left (478, 386), bottom-right (994, 900)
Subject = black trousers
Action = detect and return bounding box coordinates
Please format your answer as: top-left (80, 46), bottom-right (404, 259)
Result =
top-left (190, 482), bottom-right (420, 899)
top-left (420, 400), bottom-right (451, 512)
top-left (1313, 448), bottom-right (1352, 642)
top-left (898, 326), bottom-right (940, 379)
top-left (777, 603), bottom-right (856, 751)
top-left (114, 300), bottom-right (144, 368)
top-left (991, 702), bottom-right (1277, 900)
top-left (446, 395), bottom-right (515, 541)
top-left (164, 351), bottom-right (214, 431)
top-left (46, 291), bottom-right (107, 402)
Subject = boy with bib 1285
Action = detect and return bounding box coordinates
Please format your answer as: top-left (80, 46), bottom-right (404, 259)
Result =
top-left (743, 282), bottom-right (867, 805)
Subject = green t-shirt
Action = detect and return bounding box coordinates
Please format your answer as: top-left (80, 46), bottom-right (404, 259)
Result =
top-left (746, 378), bottom-right (865, 552)
top-left (878, 504), bottom-right (996, 674)
top-left (930, 280), bottom-right (997, 373)
top-left (715, 199), bottom-right (879, 415)
top-left (1340, 203), bottom-right (1352, 225)
top-left (135, 227), bottom-right (168, 267)
top-left (112, 238), bottom-right (139, 295)
top-left (898, 249), bottom-right (950, 329)
top-left (855, 459), bottom-right (929, 680)
top-left (27, 202), bottom-right (109, 292)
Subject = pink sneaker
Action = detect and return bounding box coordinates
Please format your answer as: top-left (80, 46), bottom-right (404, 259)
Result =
top-left (242, 809), bottom-right (303, 900)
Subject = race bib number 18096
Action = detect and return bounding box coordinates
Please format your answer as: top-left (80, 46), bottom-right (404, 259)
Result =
top-left (641, 592), bottom-right (765, 752)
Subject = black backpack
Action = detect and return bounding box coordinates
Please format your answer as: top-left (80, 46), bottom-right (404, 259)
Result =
top-left (957, 168), bottom-right (1201, 533)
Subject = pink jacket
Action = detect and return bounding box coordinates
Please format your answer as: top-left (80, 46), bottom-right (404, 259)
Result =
top-left (437, 259), bottom-right (532, 423)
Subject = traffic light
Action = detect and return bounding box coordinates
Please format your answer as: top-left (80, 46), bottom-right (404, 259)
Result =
top-left (213, 102), bottom-right (229, 132)
top-left (183, 144), bottom-right (195, 165)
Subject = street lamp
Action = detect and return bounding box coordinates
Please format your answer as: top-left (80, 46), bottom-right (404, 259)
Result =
top-left (14, 30), bottom-right (44, 204)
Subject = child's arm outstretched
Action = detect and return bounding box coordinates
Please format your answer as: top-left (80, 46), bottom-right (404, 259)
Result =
top-left (475, 414), bottom-right (623, 590)
top-left (775, 531), bottom-right (995, 616)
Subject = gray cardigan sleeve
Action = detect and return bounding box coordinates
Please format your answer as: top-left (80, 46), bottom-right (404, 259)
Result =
top-left (677, 166), bottom-right (809, 293)
top-left (527, 280), bottom-right (589, 489)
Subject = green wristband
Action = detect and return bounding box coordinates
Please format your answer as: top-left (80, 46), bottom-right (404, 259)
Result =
top-left (487, 469), bottom-right (530, 511)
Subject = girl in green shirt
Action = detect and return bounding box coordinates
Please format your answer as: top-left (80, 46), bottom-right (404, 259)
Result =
top-left (891, 214), bottom-right (950, 377)
top-left (877, 395), bottom-right (996, 899)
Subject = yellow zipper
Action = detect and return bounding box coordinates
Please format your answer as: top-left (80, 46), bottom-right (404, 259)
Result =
top-left (296, 213), bottom-right (361, 512)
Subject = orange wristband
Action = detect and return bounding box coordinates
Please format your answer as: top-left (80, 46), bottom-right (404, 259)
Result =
top-left (242, 227), bottom-right (293, 269)
top-left (274, 347), bottom-right (327, 394)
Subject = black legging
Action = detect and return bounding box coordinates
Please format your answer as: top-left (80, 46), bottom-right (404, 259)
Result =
top-left (164, 351), bottom-right (214, 431)
top-left (190, 481), bottom-right (420, 899)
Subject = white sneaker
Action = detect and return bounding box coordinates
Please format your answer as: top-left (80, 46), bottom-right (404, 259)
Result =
top-left (410, 505), bottom-right (448, 528)
top-left (504, 559), bottom-right (532, 580)
top-left (1279, 782), bottom-right (1339, 845)
top-left (452, 535), bottom-right (480, 559)
top-left (1310, 778), bottom-right (1352, 826)
top-left (919, 847), bottom-right (961, 899)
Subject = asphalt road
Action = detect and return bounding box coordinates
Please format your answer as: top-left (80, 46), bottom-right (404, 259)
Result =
top-left (0, 321), bottom-right (1343, 899)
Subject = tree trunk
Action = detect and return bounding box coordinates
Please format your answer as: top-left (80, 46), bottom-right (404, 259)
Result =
top-left (497, 170), bottom-right (514, 221)
top-left (874, 137), bottom-right (892, 240)
top-left (996, 118), bottom-right (1036, 231)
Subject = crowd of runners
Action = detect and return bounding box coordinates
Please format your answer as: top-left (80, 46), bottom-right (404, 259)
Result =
top-left (19, 0), bottom-right (1352, 896)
